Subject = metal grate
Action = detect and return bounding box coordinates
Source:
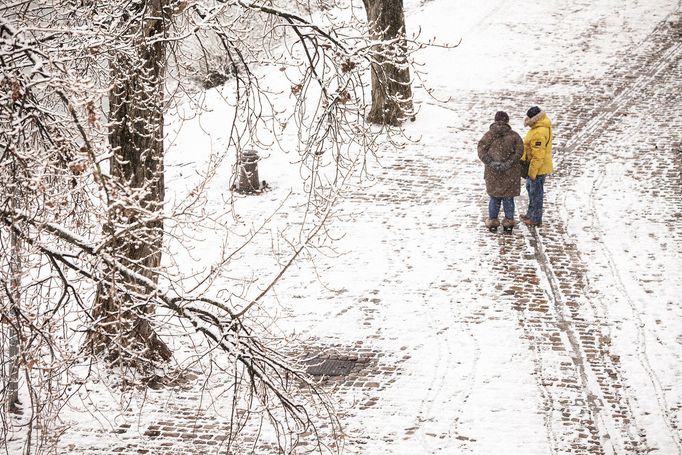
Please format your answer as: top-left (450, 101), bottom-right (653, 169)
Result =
top-left (305, 358), bottom-right (357, 377)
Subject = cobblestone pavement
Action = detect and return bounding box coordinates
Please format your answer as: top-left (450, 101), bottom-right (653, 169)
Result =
top-left (38, 1), bottom-right (682, 454)
top-left (301, 4), bottom-right (682, 454)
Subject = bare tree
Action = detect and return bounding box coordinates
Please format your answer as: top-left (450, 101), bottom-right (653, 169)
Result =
top-left (88, 0), bottom-right (173, 365)
top-left (3, 165), bottom-right (21, 415)
top-left (363, 0), bottom-right (414, 125)
top-left (0, 0), bottom-right (432, 452)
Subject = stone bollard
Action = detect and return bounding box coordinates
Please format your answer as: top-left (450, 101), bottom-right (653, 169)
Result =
top-left (236, 150), bottom-right (260, 194)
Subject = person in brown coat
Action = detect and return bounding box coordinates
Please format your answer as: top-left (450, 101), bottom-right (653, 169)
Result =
top-left (477, 111), bottom-right (524, 232)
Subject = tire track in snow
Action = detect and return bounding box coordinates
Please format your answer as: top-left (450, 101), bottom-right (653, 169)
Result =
top-left (496, 232), bottom-right (563, 455)
top-left (557, 34), bottom-right (682, 171)
top-left (527, 227), bottom-right (621, 454)
top-left (495, 37), bottom-right (682, 455)
top-left (495, 219), bottom-right (616, 454)
top-left (414, 312), bottom-right (480, 454)
top-left (400, 168), bottom-right (482, 453)
top-left (585, 168), bottom-right (682, 454)
top-left (345, 139), bottom-right (483, 452)
top-left (343, 5), bottom-right (682, 454)
top-left (522, 11), bottom-right (682, 455)
top-left (547, 13), bottom-right (682, 454)
top-left (421, 95), bottom-right (609, 453)
top-left (409, 0), bottom-right (564, 434)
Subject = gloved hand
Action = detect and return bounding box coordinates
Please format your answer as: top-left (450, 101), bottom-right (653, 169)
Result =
top-left (490, 161), bottom-right (506, 172)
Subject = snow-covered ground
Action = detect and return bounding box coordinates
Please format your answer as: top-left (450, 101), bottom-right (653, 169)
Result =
top-left (9, 0), bottom-right (682, 453)
top-left (273, 0), bottom-right (682, 453)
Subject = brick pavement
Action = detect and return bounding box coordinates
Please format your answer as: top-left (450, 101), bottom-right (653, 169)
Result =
top-left (24, 2), bottom-right (682, 455)
top-left (443, 10), bottom-right (682, 454)
top-left (313, 6), bottom-right (682, 454)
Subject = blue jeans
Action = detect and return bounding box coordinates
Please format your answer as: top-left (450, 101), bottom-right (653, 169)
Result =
top-left (525, 175), bottom-right (546, 223)
top-left (488, 197), bottom-right (515, 220)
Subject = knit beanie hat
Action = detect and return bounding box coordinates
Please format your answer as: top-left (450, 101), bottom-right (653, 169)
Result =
top-left (526, 106), bottom-right (541, 119)
top-left (494, 111), bottom-right (509, 123)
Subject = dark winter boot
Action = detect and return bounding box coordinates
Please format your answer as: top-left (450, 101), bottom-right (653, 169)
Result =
top-left (485, 218), bottom-right (500, 232)
top-left (502, 218), bottom-right (516, 233)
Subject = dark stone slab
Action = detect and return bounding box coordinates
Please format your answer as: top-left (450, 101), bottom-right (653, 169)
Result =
top-left (305, 358), bottom-right (357, 377)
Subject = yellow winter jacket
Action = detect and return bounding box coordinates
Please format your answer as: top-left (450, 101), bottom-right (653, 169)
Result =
top-left (522, 113), bottom-right (553, 179)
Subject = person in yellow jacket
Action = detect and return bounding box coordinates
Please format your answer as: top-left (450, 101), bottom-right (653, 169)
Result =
top-left (520, 106), bottom-right (553, 226)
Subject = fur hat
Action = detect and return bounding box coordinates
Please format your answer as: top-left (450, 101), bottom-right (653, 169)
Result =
top-left (494, 111), bottom-right (509, 123)
top-left (524, 106), bottom-right (544, 127)
top-left (526, 106), bottom-right (541, 118)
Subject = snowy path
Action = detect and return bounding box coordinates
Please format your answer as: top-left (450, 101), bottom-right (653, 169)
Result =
top-left (40, 0), bottom-right (682, 454)
top-left (289, 1), bottom-right (682, 454)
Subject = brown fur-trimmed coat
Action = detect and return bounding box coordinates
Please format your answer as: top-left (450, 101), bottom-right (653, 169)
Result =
top-left (477, 121), bottom-right (524, 197)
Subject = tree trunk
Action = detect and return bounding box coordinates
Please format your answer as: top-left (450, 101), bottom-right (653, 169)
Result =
top-left (363, 0), bottom-right (414, 125)
top-left (5, 192), bottom-right (21, 413)
top-left (89, 1), bottom-right (172, 365)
